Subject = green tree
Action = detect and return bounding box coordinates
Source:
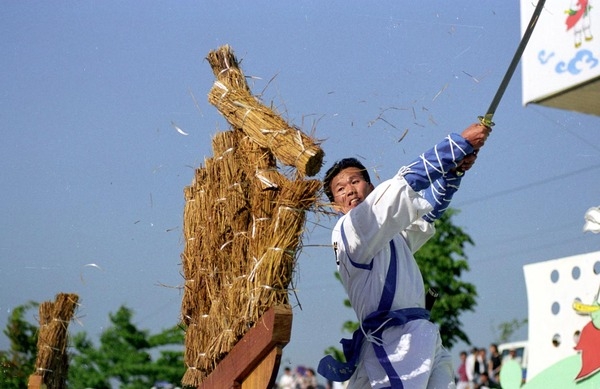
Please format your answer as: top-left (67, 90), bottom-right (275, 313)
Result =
top-left (495, 318), bottom-right (528, 344)
top-left (414, 209), bottom-right (477, 348)
top-left (0, 302), bottom-right (187, 388)
top-left (68, 305), bottom-right (187, 389)
top-left (0, 301), bottom-right (39, 389)
top-left (325, 208), bottom-right (477, 360)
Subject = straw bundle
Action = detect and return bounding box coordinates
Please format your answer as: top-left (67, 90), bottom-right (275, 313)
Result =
top-left (181, 130), bottom-right (255, 381)
top-left (31, 293), bottom-right (79, 389)
top-left (180, 45), bottom-right (324, 386)
top-left (243, 178), bottom-right (321, 321)
top-left (207, 45), bottom-right (324, 177)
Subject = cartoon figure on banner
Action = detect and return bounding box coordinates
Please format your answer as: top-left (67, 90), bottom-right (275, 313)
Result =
top-left (572, 286), bottom-right (600, 381)
top-left (499, 285), bottom-right (600, 389)
top-left (533, 1), bottom-right (599, 77)
top-left (572, 207), bottom-right (600, 381)
top-left (566, 0), bottom-right (594, 48)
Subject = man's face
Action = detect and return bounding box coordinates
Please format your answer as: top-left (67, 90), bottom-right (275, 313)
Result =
top-left (329, 167), bottom-right (374, 214)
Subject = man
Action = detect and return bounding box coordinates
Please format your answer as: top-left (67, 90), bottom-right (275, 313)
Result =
top-left (318, 123), bottom-right (491, 388)
top-left (476, 348), bottom-right (488, 379)
top-left (278, 367), bottom-right (295, 389)
top-left (465, 348), bottom-right (479, 387)
top-left (475, 372), bottom-right (500, 389)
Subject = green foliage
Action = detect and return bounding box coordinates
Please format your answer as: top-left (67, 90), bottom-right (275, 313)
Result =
top-left (0, 302), bottom-right (188, 389)
top-left (323, 346), bottom-right (346, 363)
top-left (332, 272), bottom-right (359, 335)
top-left (414, 209), bottom-right (477, 348)
top-left (324, 208), bottom-right (478, 360)
top-left (68, 306), bottom-right (187, 389)
top-left (496, 318), bottom-right (528, 344)
top-left (0, 301), bottom-right (39, 389)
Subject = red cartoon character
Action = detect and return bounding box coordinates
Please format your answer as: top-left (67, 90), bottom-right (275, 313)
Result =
top-left (572, 286), bottom-right (600, 381)
top-left (565, 0), bottom-right (594, 47)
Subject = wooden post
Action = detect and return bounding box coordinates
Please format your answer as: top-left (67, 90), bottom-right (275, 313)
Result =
top-left (198, 305), bottom-right (293, 389)
top-left (27, 375), bottom-right (45, 389)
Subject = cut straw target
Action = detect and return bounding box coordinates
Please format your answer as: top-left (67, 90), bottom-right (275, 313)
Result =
top-left (30, 293), bottom-right (79, 389)
top-left (180, 45), bottom-right (323, 386)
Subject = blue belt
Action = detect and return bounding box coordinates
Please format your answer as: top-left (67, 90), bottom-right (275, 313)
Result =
top-left (317, 307), bottom-right (430, 383)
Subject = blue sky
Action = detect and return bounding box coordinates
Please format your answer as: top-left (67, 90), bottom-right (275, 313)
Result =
top-left (2, 1), bottom-right (599, 385)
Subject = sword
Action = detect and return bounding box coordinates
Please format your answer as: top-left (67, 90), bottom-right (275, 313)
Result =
top-left (479, 0), bottom-right (547, 127)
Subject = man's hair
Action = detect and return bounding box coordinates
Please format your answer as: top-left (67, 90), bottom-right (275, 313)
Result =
top-left (323, 157), bottom-right (371, 202)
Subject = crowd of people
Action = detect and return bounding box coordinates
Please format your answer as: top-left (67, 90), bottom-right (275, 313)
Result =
top-left (277, 366), bottom-right (327, 389)
top-left (277, 365), bottom-right (354, 389)
top-left (277, 343), bottom-right (522, 389)
top-left (455, 343), bottom-right (519, 389)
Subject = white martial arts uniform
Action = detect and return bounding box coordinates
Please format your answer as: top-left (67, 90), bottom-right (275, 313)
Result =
top-left (322, 134), bottom-right (473, 389)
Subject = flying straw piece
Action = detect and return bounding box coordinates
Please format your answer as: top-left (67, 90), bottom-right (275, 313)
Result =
top-left (432, 83), bottom-right (449, 102)
top-left (397, 129), bottom-right (409, 143)
top-left (172, 121), bottom-right (189, 136)
top-left (462, 70), bottom-right (480, 83)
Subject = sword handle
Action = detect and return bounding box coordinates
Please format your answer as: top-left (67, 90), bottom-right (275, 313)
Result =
top-left (478, 114), bottom-right (495, 127)
top-left (426, 287), bottom-right (439, 311)
top-left (456, 119), bottom-right (490, 176)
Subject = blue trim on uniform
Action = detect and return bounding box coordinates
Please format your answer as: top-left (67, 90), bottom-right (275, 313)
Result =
top-left (377, 241), bottom-right (397, 312)
top-left (340, 221), bottom-right (373, 270)
top-left (318, 307), bottom-right (430, 382)
top-left (374, 241), bottom-right (404, 388)
top-left (374, 342), bottom-right (404, 388)
top-left (318, 238), bottom-right (430, 385)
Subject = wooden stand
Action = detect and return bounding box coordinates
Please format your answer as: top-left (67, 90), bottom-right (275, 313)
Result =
top-left (198, 305), bottom-right (293, 389)
top-left (27, 375), bottom-right (45, 389)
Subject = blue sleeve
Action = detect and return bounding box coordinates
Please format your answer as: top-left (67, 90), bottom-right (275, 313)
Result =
top-left (402, 133), bottom-right (473, 192)
top-left (422, 173), bottom-right (462, 222)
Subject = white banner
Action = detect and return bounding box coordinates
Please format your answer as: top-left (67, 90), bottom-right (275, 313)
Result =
top-left (521, 0), bottom-right (600, 105)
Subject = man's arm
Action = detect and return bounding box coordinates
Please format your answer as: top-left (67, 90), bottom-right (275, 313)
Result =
top-left (404, 123), bottom-right (490, 219)
top-left (421, 172), bottom-right (462, 223)
top-left (338, 124), bottom-right (490, 263)
top-left (402, 133), bottom-right (473, 192)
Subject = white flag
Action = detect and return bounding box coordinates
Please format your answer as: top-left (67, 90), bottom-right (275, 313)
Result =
top-left (583, 206), bottom-right (600, 234)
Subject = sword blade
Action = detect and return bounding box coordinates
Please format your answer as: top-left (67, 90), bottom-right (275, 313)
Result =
top-left (479, 0), bottom-right (547, 127)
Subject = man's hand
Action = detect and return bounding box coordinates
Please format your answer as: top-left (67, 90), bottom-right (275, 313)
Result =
top-left (455, 152), bottom-right (477, 173)
top-left (452, 123), bottom-right (491, 174)
top-left (461, 123), bottom-right (491, 151)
